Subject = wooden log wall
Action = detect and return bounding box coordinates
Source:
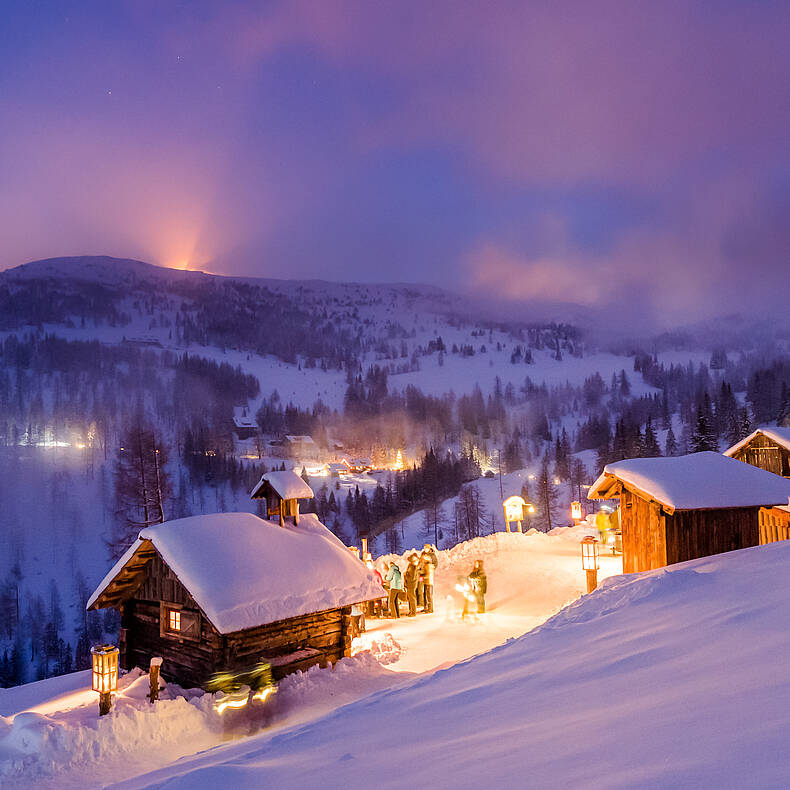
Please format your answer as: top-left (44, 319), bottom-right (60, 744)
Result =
top-left (620, 489), bottom-right (667, 573)
top-left (664, 507), bottom-right (759, 566)
top-left (120, 551), bottom-right (365, 688)
top-left (733, 434), bottom-right (790, 477)
top-left (759, 507), bottom-right (790, 545)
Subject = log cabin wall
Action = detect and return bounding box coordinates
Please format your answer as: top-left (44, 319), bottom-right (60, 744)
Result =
top-left (120, 553), bottom-right (357, 688)
top-left (620, 488), bottom-right (667, 573)
top-left (759, 507), bottom-right (790, 545)
top-left (120, 554), bottom-right (223, 688)
top-left (664, 507), bottom-right (759, 566)
top-left (732, 434), bottom-right (790, 477)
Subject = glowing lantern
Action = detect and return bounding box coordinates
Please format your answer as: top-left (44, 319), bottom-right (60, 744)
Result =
top-left (571, 501), bottom-right (583, 522)
top-left (91, 644), bottom-right (119, 715)
top-left (580, 536), bottom-right (600, 594)
top-left (502, 495), bottom-right (527, 533)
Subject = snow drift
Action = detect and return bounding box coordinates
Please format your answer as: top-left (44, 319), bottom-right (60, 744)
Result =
top-left (122, 540), bottom-right (790, 790)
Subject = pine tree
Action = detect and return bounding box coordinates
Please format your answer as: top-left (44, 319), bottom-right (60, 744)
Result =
top-left (643, 417), bottom-right (661, 457)
top-left (689, 409), bottom-right (717, 453)
top-left (536, 453), bottom-right (559, 532)
top-left (111, 415), bottom-right (171, 559)
top-left (665, 424), bottom-right (679, 457)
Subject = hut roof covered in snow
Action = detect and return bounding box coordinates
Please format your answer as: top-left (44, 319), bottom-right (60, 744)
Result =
top-left (723, 426), bottom-right (790, 457)
top-left (87, 512), bottom-right (383, 633)
top-left (588, 452), bottom-right (790, 514)
top-left (250, 470), bottom-right (314, 500)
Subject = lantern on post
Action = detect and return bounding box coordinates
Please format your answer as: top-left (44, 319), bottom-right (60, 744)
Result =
top-left (91, 644), bottom-right (119, 716)
top-left (571, 500), bottom-right (583, 523)
top-left (503, 495), bottom-right (527, 533)
top-left (581, 536), bottom-right (600, 593)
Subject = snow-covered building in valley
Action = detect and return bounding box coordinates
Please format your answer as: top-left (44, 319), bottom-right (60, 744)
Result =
top-left (232, 406), bottom-right (258, 440)
top-left (724, 426), bottom-right (790, 478)
top-left (588, 452), bottom-right (790, 573)
top-left (86, 512), bottom-right (385, 689)
top-left (250, 469), bottom-right (314, 526)
top-left (283, 434), bottom-right (317, 459)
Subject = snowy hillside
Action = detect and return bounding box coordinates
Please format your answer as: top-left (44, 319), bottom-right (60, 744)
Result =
top-left (0, 527), bottom-right (619, 787)
top-left (5, 536), bottom-right (790, 788)
top-left (113, 542), bottom-right (790, 789)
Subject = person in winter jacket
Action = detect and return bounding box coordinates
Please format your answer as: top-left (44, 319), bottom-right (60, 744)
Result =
top-left (385, 562), bottom-right (402, 618)
top-left (420, 551), bottom-right (436, 613)
top-left (404, 554), bottom-right (420, 616)
top-left (467, 559), bottom-right (487, 614)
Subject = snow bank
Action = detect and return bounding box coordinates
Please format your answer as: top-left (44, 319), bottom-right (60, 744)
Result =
top-left (122, 540), bottom-right (790, 790)
top-left (0, 654), bottom-right (404, 788)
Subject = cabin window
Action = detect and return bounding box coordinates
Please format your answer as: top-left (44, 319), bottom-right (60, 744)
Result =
top-left (168, 609), bottom-right (181, 632)
top-left (160, 602), bottom-right (200, 640)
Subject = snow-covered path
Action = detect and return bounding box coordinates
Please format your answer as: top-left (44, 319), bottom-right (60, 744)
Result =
top-left (0, 527), bottom-right (622, 788)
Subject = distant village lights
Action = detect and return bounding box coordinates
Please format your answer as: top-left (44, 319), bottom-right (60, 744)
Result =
top-left (91, 644), bottom-right (119, 716)
top-left (580, 537), bottom-right (600, 594)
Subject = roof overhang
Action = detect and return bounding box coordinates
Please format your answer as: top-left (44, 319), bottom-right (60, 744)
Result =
top-left (87, 539), bottom-right (157, 610)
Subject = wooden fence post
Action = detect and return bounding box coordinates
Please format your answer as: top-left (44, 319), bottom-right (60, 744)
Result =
top-left (149, 657), bottom-right (163, 703)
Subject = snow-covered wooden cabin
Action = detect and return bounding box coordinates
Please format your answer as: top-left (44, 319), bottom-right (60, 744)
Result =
top-left (588, 452), bottom-right (790, 573)
top-left (724, 427), bottom-right (790, 478)
top-left (250, 470), bottom-right (314, 526)
top-left (86, 512), bottom-right (385, 689)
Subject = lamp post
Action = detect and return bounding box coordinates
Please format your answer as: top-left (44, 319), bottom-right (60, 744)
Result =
top-left (91, 644), bottom-right (119, 716)
top-left (580, 536), bottom-right (600, 594)
top-left (503, 495), bottom-right (527, 533)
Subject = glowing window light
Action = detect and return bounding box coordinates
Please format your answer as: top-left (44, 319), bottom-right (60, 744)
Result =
top-left (581, 536), bottom-right (600, 571)
top-left (168, 609), bottom-right (181, 631)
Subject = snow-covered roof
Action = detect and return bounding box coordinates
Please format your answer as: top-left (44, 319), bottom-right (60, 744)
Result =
top-left (87, 512), bottom-right (385, 633)
top-left (588, 452), bottom-right (790, 513)
top-left (285, 435), bottom-right (315, 444)
top-left (250, 470), bottom-right (314, 500)
top-left (723, 426), bottom-right (790, 457)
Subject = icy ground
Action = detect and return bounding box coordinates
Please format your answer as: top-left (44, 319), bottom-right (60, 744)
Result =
top-left (0, 526), bottom-right (620, 788)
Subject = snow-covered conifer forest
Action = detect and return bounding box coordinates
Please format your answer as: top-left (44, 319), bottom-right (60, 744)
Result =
top-left (1, 255), bottom-right (790, 692)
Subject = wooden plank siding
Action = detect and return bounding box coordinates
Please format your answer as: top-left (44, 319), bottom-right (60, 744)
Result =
top-left (619, 487), bottom-right (761, 573)
top-left (119, 550), bottom-right (357, 689)
top-left (759, 507), bottom-right (790, 545)
top-left (620, 489), bottom-right (667, 573)
top-left (664, 507), bottom-right (759, 566)
top-left (731, 433), bottom-right (790, 477)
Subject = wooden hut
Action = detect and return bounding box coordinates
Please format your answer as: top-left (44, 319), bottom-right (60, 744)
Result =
top-left (250, 470), bottom-right (314, 526)
top-left (759, 502), bottom-right (790, 545)
top-left (87, 512), bottom-right (385, 689)
top-left (724, 427), bottom-right (790, 478)
top-left (588, 452), bottom-right (790, 573)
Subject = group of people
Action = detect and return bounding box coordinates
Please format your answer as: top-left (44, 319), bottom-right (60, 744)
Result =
top-left (381, 544), bottom-right (439, 618)
top-left (370, 545), bottom-right (487, 619)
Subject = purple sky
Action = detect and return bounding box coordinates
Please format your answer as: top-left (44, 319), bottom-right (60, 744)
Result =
top-left (2, 1), bottom-right (789, 326)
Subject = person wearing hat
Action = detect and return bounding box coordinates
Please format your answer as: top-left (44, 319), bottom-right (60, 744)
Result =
top-left (403, 553), bottom-right (420, 616)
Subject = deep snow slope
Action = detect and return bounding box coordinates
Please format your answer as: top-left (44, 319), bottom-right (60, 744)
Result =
top-left (121, 541), bottom-right (790, 790)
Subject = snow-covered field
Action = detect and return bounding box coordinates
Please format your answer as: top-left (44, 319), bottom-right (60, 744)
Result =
top-left (0, 526), bottom-right (621, 788)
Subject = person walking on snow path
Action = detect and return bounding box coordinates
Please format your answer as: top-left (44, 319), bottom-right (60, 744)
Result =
top-left (385, 561), bottom-right (402, 618)
top-left (404, 554), bottom-right (419, 616)
top-left (466, 559), bottom-right (487, 615)
top-left (420, 547), bottom-right (437, 613)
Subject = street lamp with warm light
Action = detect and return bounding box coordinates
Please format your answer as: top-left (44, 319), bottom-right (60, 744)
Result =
top-left (91, 644), bottom-right (119, 716)
top-left (580, 536), bottom-right (600, 593)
